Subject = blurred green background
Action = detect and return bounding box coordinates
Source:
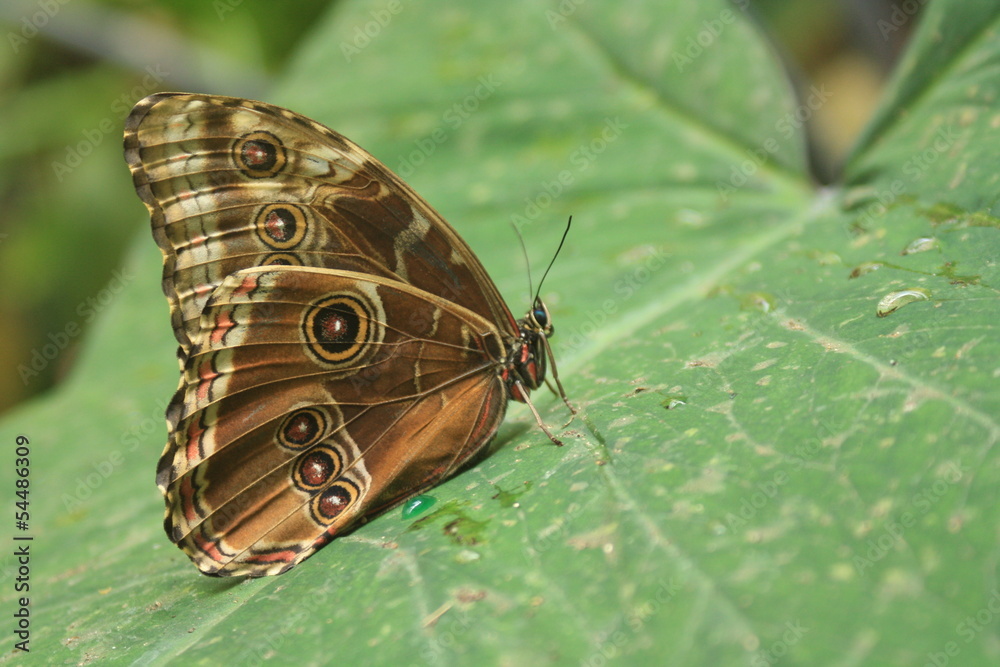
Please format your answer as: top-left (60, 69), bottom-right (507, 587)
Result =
top-left (0, 0), bottom-right (917, 415)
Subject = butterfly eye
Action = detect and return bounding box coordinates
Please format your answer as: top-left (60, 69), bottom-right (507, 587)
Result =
top-left (531, 300), bottom-right (553, 334)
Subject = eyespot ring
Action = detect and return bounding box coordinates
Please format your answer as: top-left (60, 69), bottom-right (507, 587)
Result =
top-left (310, 480), bottom-right (362, 525)
top-left (255, 204), bottom-right (308, 250)
top-left (233, 131), bottom-right (286, 178)
top-left (302, 293), bottom-right (376, 368)
top-left (276, 408), bottom-right (329, 452)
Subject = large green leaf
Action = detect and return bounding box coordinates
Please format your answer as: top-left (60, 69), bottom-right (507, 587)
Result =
top-left (2, 0), bottom-right (998, 665)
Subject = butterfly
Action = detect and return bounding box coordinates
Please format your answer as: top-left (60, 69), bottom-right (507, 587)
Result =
top-left (123, 93), bottom-right (571, 577)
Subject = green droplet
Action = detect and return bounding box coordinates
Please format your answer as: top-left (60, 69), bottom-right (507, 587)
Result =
top-left (401, 494), bottom-right (437, 520)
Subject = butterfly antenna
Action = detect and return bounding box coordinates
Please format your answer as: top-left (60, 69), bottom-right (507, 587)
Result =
top-left (511, 220), bottom-right (534, 305)
top-left (534, 216), bottom-right (572, 301)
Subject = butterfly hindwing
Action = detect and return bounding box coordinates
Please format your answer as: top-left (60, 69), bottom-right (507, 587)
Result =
top-left (161, 266), bottom-right (510, 576)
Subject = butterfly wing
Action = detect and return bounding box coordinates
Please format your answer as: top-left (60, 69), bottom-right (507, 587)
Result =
top-left (124, 92), bottom-right (518, 355)
top-left (162, 266), bottom-right (510, 576)
top-left (123, 93), bottom-right (532, 576)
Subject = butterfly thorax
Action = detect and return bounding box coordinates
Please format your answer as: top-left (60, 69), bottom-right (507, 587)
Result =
top-left (505, 298), bottom-right (553, 403)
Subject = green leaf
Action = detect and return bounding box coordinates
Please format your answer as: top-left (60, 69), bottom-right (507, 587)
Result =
top-left (3, 0), bottom-right (998, 664)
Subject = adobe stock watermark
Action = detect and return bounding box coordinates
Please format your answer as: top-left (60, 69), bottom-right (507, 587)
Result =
top-left (339, 0), bottom-right (407, 62)
top-left (7, 0), bottom-right (71, 53)
top-left (418, 611), bottom-right (475, 663)
top-left (213, 0), bottom-right (245, 20)
top-left (526, 494), bottom-right (600, 561)
top-left (877, 0), bottom-right (929, 40)
top-left (544, 0), bottom-right (587, 29)
top-left (528, 446), bottom-right (650, 563)
top-left (715, 84), bottom-right (833, 202)
top-left (924, 589), bottom-right (1000, 667)
top-left (851, 124), bottom-right (960, 230)
top-left (721, 417), bottom-right (831, 531)
top-left (60, 395), bottom-right (170, 511)
top-left (723, 469), bottom-right (791, 529)
top-left (510, 116), bottom-right (628, 231)
top-left (671, 2), bottom-right (750, 72)
top-left (18, 268), bottom-right (134, 385)
top-left (237, 580), bottom-right (339, 666)
top-left (394, 73), bottom-right (503, 178)
top-left (559, 247), bottom-right (666, 354)
top-left (52, 64), bottom-right (169, 181)
top-left (750, 620), bottom-right (809, 666)
top-left (581, 579), bottom-right (679, 666)
top-left (852, 460), bottom-right (966, 575)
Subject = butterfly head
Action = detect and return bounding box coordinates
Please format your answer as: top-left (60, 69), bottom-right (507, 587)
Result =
top-left (527, 297), bottom-right (554, 337)
top-left (506, 297), bottom-right (555, 402)
top-left (506, 215), bottom-right (571, 404)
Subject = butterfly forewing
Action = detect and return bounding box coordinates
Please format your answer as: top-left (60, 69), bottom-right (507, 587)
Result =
top-left (125, 93), bottom-right (517, 354)
top-left (125, 93), bottom-right (548, 577)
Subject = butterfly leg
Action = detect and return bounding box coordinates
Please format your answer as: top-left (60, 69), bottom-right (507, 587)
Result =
top-left (515, 381), bottom-right (564, 447)
top-left (541, 335), bottom-right (577, 417)
top-left (545, 379), bottom-right (577, 429)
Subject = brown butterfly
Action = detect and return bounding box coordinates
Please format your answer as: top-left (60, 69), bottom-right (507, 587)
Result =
top-left (123, 93), bottom-right (571, 577)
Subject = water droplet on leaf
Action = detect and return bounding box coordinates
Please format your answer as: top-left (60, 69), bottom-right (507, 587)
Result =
top-left (849, 261), bottom-right (884, 279)
top-left (901, 237), bottom-right (939, 255)
top-left (876, 288), bottom-right (931, 317)
top-left (740, 292), bottom-right (776, 313)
